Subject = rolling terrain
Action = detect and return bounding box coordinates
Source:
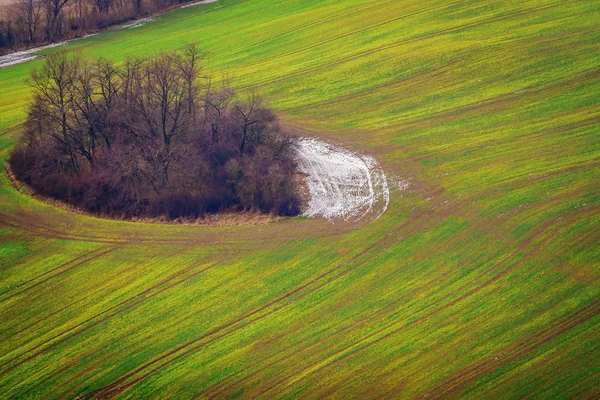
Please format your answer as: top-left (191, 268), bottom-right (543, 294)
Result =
top-left (0, 0), bottom-right (599, 398)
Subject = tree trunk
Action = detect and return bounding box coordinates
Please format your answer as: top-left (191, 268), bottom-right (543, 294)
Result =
top-left (240, 124), bottom-right (247, 154)
top-left (162, 164), bottom-right (169, 187)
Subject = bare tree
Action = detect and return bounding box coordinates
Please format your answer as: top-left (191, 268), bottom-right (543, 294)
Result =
top-left (131, 0), bottom-right (142, 15)
top-left (27, 53), bottom-right (80, 172)
top-left (126, 52), bottom-right (192, 188)
top-left (14, 50), bottom-right (301, 219)
top-left (94, 0), bottom-right (111, 13)
top-left (176, 43), bottom-right (205, 127)
top-left (95, 57), bottom-right (120, 146)
top-left (42, 0), bottom-right (70, 40)
top-left (16, 0), bottom-right (43, 43)
top-left (233, 88), bottom-right (275, 155)
top-left (204, 76), bottom-right (234, 145)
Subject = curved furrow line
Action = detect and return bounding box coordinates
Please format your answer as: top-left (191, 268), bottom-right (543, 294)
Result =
top-left (210, 1), bottom-right (382, 61)
top-left (0, 210), bottom-right (268, 245)
top-left (414, 114), bottom-right (600, 166)
top-left (569, 370), bottom-right (600, 399)
top-left (0, 246), bottom-right (118, 303)
top-left (0, 212), bottom-right (253, 246)
top-left (382, 67), bottom-right (600, 138)
top-left (57, 0), bottom-right (445, 70)
top-left (0, 203), bottom-right (371, 245)
top-left (4, 120), bottom-right (588, 396)
top-left (0, 245), bottom-right (108, 298)
top-left (252, 207), bottom-right (598, 397)
top-left (236, 0), bottom-right (579, 90)
top-left (201, 212), bottom-right (501, 398)
top-left (0, 250), bottom-right (233, 377)
top-left (284, 61), bottom-right (460, 113)
top-left (224, 0), bottom-right (479, 74)
top-left (83, 169), bottom-right (536, 397)
top-left (423, 298), bottom-right (600, 399)
top-left (4, 296), bottom-right (89, 344)
top-left (0, 215), bottom-right (127, 244)
top-left (56, 171), bottom-right (595, 396)
top-left (0, 211), bottom-right (299, 246)
top-left (477, 159), bottom-right (600, 200)
top-left (80, 191), bottom-right (460, 398)
top-left (284, 27), bottom-right (596, 113)
top-left (88, 173), bottom-right (539, 398)
top-left (1, 246), bottom-right (194, 345)
top-left (208, 178), bottom-right (522, 398)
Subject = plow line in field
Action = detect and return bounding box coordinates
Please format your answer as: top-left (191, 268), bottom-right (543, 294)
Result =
top-left (0, 249), bottom-right (236, 377)
top-left (423, 297), bottom-right (600, 399)
top-left (253, 206), bottom-right (600, 397)
top-left (0, 246), bottom-right (116, 303)
top-left (80, 187), bottom-right (472, 397)
top-left (236, 0), bottom-right (579, 90)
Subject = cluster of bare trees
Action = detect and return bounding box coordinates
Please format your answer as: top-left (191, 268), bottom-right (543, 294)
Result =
top-left (0, 0), bottom-right (190, 50)
top-left (10, 46), bottom-right (302, 219)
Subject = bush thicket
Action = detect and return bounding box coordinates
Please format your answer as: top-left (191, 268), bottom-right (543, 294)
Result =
top-left (10, 46), bottom-right (302, 219)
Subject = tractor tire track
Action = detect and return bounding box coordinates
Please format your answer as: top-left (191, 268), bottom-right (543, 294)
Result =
top-left (0, 214), bottom-right (126, 244)
top-left (1, 246), bottom-right (198, 344)
top-left (17, 164), bottom-right (593, 396)
top-left (252, 206), bottom-right (598, 397)
top-left (204, 213), bottom-right (502, 398)
top-left (210, 0), bottom-right (383, 61)
top-left (0, 249), bottom-right (234, 377)
top-left (81, 191), bottom-right (459, 398)
top-left (236, 0), bottom-right (580, 90)
top-left (284, 61), bottom-right (460, 113)
top-left (84, 172), bottom-right (578, 397)
top-left (284, 27), bottom-right (596, 113)
top-left (0, 246), bottom-right (117, 303)
top-left (212, 209), bottom-right (598, 398)
top-left (226, 0), bottom-right (507, 74)
top-left (0, 209), bottom-right (361, 247)
top-left (422, 298), bottom-right (600, 399)
top-left (387, 67), bottom-right (600, 141)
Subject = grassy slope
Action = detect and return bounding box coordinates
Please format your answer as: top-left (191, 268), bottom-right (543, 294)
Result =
top-left (0, 0), bottom-right (599, 398)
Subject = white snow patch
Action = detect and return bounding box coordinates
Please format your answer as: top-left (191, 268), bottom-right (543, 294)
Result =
top-left (180, 0), bottom-right (218, 9)
top-left (296, 138), bottom-right (390, 222)
top-left (120, 17), bottom-right (154, 29)
top-left (0, 33), bottom-right (97, 69)
top-left (0, 41), bottom-right (66, 69)
top-left (391, 178), bottom-right (410, 192)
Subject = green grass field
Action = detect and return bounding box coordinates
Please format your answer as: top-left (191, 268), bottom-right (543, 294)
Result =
top-left (0, 0), bottom-right (599, 398)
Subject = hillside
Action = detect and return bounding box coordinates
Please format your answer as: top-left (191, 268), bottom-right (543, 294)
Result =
top-left (0, 0), bottom-right (598, 398)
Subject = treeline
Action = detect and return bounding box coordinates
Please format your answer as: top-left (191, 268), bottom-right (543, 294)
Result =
top-left (0, 0), bottom-right (197, 51)
top-left (10, 46), bottom-right (302, 219)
